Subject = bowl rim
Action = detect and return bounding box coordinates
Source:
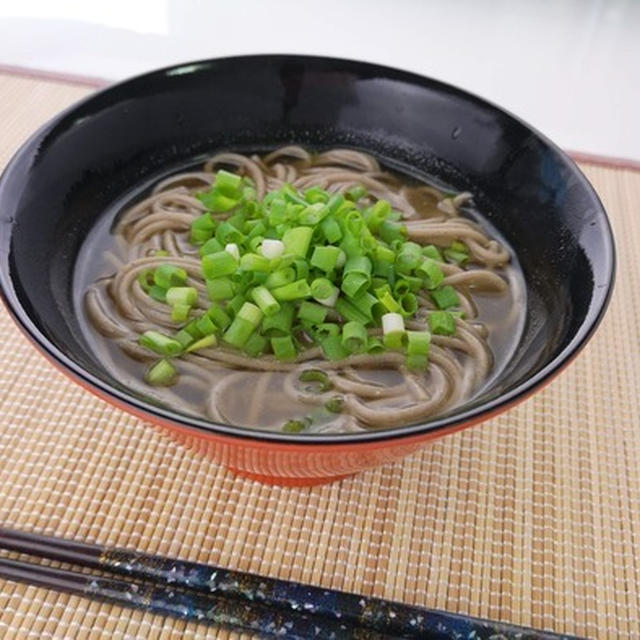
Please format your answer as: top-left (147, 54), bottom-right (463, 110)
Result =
top-left (0, 53), bottom-right (616, 446)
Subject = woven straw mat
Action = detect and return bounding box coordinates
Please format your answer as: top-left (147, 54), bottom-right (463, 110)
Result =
top-left (0, 71), bottom-right (638, 640)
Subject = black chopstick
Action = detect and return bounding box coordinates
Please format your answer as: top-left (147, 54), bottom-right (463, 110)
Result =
top-left (0, 527), bottom-right (576, 639)
top-left (0, 556), bottom-right (387, 639)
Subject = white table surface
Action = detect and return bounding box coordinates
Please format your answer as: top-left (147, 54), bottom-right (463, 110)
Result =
top-left (2, 0), bottom-right (639, 160)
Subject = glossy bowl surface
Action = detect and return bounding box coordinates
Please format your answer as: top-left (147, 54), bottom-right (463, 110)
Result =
top-left (0, 55), bottom-right (615, 485)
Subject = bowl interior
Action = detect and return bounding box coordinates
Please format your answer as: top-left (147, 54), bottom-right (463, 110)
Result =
top-left (0, 55), bottom-right (614, 441)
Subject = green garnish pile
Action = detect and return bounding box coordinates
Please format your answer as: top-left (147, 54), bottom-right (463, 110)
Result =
top-left (136, 170), bottom-right (469, 386)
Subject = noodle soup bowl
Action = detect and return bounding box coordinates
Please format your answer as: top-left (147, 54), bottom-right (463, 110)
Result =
top-left (0, 56), bottom-right (615, 485)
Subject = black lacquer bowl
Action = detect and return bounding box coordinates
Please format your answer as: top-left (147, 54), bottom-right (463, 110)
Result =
top-left (0, 55), bottom-right (615, 485)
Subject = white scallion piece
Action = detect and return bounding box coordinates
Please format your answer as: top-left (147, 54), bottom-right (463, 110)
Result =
top-left (382, 312), bottom-right (405, 335)
top-left (316, 288), bottom-right (340, 308)
top-left (260, 239), bottom-right (285, 259)
top-left (224, 243), bottom-right (240, 261)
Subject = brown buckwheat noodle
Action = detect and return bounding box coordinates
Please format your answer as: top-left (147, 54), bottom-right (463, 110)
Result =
top-left (84, 147), bottom-right (520, 433)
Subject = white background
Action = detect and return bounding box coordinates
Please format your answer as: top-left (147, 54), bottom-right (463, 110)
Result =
top-left (1, 0), bottom-right (639, 159)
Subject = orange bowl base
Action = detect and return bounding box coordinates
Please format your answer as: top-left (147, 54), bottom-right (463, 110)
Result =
top-left (227, 467), bottom-right (356, 487)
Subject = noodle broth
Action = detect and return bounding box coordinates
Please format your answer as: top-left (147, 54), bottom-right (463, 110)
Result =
top-left (74, 147), bottom-right (526, 434)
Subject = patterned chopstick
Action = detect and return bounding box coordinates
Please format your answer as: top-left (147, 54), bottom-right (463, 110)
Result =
top-left (0, 556), bottom-right (387, 639)
top-left (0, 527), bottom-right (578, 639)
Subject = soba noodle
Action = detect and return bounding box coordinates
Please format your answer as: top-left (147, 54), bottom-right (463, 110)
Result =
top-left (81, 147), bottom-right (522, 433)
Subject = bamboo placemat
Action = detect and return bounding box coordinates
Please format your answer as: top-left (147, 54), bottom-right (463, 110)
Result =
top-left (0, 71), bottom-right (638, 640)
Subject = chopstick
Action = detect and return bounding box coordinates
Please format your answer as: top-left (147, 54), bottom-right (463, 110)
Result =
top-left (0, 556), bottom-right (387, 639)
top-left (0, 527), bottom-right (575, 639)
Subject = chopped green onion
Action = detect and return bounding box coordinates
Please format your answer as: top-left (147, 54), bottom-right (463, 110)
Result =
top-left (240, 252), bottom-right (271, 272)
top-left (226, 293), bottom-right (245, 317)
top-left (214, 169), bottom-right (242, 197)
top-left (148, 285), bottom-right (167, 303)
top-left (431, 285), bottom-right (460, 310)
top-left (422, 244), bottom-right (443, 261)
top-left (341, 272), bottom-right (369, 298)
top-left (271, 335), bottom-right (297, 361)
top-left (282, 226), bottom-right (313, 258)
top-left (190, 213), bottom-right (216, 244)
top-left (310, 245), bottom-right (342, 273)
top-left (145, 359), bottom-right (177, 386)
top-left (451, 240), bottom-right (468, 253)
top-left (405, 330), bottom-right (431, 357)
top-left (199, 237), bottom-right (224, 256)
top-left (350, 291), bottom-right (379, 320)
top-left (375, 285), bottom-right (402, 314)
top-left (251, 286), bottom-right (280, 316)
top-left (154, 264), bottom-right (187, 289)
top-left (320, 216), bottom-right (343, 243)
top-left (444, 240), bottom-right (470, 265)
top-left (196, 314), bottom-right (217, 336)
top-left (382, 312), bottom-right (405, 350)
top-left (378, 220), bottom-right (407, 244)
top-left (341, 321), bottom-right (367, 354)
top-left (206, 277), bottom-right (236, 301)
top-left (374, 243), bottom-right (395, 265)
top-left (202, 251), bottom-right (237, 279)
top-left (339, 233), bottom-right (361, 259)
top-left (260, 238), bottom-right (285, 259)
top-left (282, 419), bottom-right (308, 433)
top-left (171, 303), bottom-right (191, 324)
top-left (249, 235), bottom-right (264, 252)
top-left (298, 301), bottom-right (328, 324)
top-left (237, 302), bottom-right (263, 327)
top-left (215, 221), bottom-right (245, 245)
top-left (137, 269), bottom-right (154, 292)
top-left (262, 304), bottom-right (294, 337)
top-left (335, 297), bottom-right (369, 325)
top-left (345, 210), bottom-right (365, 236)
top-left (207, 304), bottom-right (231, 330)
top-left (226, 212), bottom-right (246, 231)
top-left (199, 190), bottom-right (239, 212)
top-left (326, 193), bottom-right (345, 214)
top-left (406, 354), bottom-right (428, 371)
top-left (416, 258), bottom-right (444, 290)
top-left (223, 317), bottom-right (255, 348)
top-left (324, 396), bottom-right (344, 413)
top-left (265, 267), bottom-right (296, 289)
top-left (341, 256), bottom-right (372, 298)
top-left (166, 287), bottom-right (198, 307)
top-left (307, 323), bottom-right (338, 341)
top-left (271, 279), bottom-right (311, 301)
top-left (247, 219), bottom-right (266, 239)
top-left (244, 333), bottom-right (269, 357)
top-left (365, 200), bottom-right (391, 232)
top-left (344, 255), bottom-right (372, 278)
top-left (346, 184), bottom-right (367, 201)
top-left (139, 331), bottom-right (183, 357)
top-left (181, 319), bottom-right (203, 339)
top-left (224, 242), bottom-right (240, 261)
top-left (304, 186), bottom-right (330, 204)
top-left (299, 203), bottom-right (329, 225)
top-left (299, 369), bottom-right (332, 392)
top-left (185, 334), bottom-right (217, 353)
top-left (428, 310), bottom-right (456, 335)
top-left (320, 335), bottom-right (348, 361)
top-left (175, 328), bottom-right (195, 349)
top-left (310, 278), bottom-right (340, 307)
top-left (396, 242), bottom-right (423, 274)
top-left (366, 337), bottom-right (385, 354)
top-left (293, 258), bottom-right (309, 280)
top-left (399, 292), bottom-right (418, 316)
